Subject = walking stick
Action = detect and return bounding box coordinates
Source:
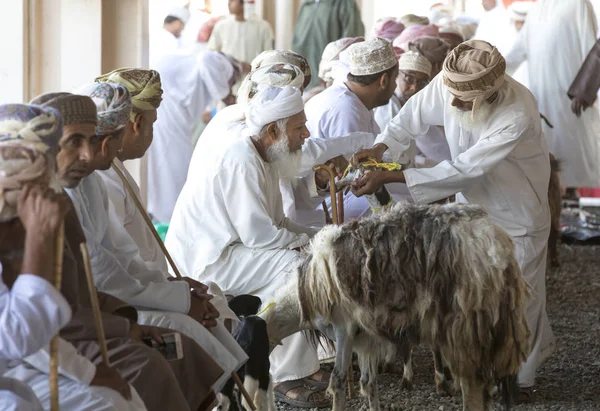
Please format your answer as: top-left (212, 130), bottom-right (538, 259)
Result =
top-left (110, 162), bottom-right (256, 410)
top-left (312, 164), bottom-right (354, 397)
top-left (50, 223), bottom-right (64, 411)
top-left (80, 243), bottom-right (110, 366)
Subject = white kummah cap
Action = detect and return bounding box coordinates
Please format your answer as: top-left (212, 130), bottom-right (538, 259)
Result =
top-left (245, 86), bottom-right (304, 136)
top-left (509, 1), bottom-right (534, 22)
top-left (168, 7), bottom-right (191, 24)
top-left (398, 51), bottom-right (432, 77)
top-left (347, 38), bottom-right (398, 76)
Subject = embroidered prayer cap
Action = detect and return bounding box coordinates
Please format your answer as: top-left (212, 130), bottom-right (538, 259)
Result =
top-left (95, 68), bottom-right (163, 121)
top-left (398, 51), bottom-right (432, 77)
top-left (251, 50), bottom-right (311, 89)
top-left (74, 82), bottom-right (132, 136)
top-left (318, 37), bottom-right (365, 82)
top-left (238, 64), bottom-right (305, 105)
top-left (30, 92), bottom-right (97, 127)
top-left (244, 86), bottom-right (304, 136)
top-left (347, 38), bottom-right (398, 76)
top-left (167, 6), bottom-right (191, 24)
top-left (371, 17), bottom-right (405, 42)
top-left (408, 36), bottom-right (450, 65)
top-left (0, 104), bottom-right (63, 221)
top-left (393, 24), bottom-right (440, 51)
top-left (442, 40), bottom-right (506, 113)
top-left (400, 14), bottom-right (430, 27)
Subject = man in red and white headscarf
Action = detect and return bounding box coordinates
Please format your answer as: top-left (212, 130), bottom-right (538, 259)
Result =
top-left (352, 40), bottom-right (555, 401)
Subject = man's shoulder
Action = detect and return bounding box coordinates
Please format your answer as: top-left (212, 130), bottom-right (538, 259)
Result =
top-left (306, 85), bottom-right (359, 114)
top-left (218, 138), bottom-right (262, 168)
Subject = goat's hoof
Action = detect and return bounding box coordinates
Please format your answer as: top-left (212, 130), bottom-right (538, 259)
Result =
top-left (436, 379), bottom-right (456, 397)
top-left (400, 378), bottom-right (413, 391)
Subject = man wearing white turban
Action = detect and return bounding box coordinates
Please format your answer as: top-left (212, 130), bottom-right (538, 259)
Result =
top-left (352, 40), bottom-right (555, 402)
top-left (166, 86), bottom-right (332, 408)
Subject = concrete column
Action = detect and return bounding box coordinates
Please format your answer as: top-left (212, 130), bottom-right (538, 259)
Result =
top-left (275, 0), bottom-right (294, 49)
top-left (0, 0), bottom-right (27, 104)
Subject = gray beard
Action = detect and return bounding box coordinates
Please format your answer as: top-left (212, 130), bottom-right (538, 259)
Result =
top-left (266, 137), bottom-right (303, 183)
top-left (449, 104), bottom-right (491, 132)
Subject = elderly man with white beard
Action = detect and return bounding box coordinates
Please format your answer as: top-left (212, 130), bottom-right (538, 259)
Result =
top-left (165, 86), bottom-right (332, 408)
top-left (352, 40), bottom-right (555, 403)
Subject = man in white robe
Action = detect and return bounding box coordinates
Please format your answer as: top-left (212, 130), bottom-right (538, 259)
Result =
top-left (304, 38), bottom-right (399, 222)
top-left (0, 104), bottom-right (147, 411)
top-left (94, 68), bottom-right (247, 368)
top-left (505, 0), bottom-right (600, 194)
top-left (35, 84), bottom-right (237, 396)
top-left (146, 51), bottom-right (238, 223)
top-left (473, 0), bottom-right (514, 55)
top-left (208, 0), bottom-right (274, 65)
top-left (166, 86), bottom-right (333, 408)
top-left (150, 6), bottom-right (191, 67)
top-left (352, 40), bottom-right (555, 401)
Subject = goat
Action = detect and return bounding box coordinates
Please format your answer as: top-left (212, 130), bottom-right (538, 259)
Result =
top-left (219, 297), bottom-right (275, 411)
top-left (548, 153), bottom-right (562, 267)
top-left (261, 202), bottom-right (531, 411)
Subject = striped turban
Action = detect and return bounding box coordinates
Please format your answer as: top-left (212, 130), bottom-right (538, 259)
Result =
top-left (251, 50), bottom-right (312, 89)
top-left (371, 17), bottom-right (405, 42)
top-left (95, 68), bottom-right (163, 121)
top-left (74, 82), bottom-right (132, 136)
top-left (238, 64), bottom-right (305, 105)
top-left (408, 36), bottom-right (450, 65)
top-left (400, 14), bottom-right (430, 27)
top-left (318, 37), bottom-right (365, 83)
top-left (393, 24), bottom-right (440, 51)
top-left (442, 40), bottom-right (506, 114)
top-left (0, 104), bottom-right (63, 221)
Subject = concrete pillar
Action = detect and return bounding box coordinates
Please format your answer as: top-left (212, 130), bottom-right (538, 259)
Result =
top-left (275, 0), bottom-right (294, 49)
top-left (0, 0), bottom-right (27, 104)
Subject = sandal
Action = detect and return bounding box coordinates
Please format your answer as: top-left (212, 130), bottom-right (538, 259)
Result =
top-left (517, 386), bottom-right (535, 404)
top-left (304, 368), bottom-right (332, 388)
top-left (274, 379), bottom-right (332, 408)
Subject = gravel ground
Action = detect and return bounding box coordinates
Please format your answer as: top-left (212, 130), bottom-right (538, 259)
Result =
top-left (277, 244), bottom-right (600, 411)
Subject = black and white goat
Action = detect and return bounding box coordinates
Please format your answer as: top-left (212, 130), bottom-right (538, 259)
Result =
top-left (260, 202), bottom-right (531, 411)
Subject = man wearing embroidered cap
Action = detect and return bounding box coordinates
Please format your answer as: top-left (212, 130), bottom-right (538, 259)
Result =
top-left (304, 37), bottom-right (398, 222)
top-left (167, 85), bottom-right (335, 408)
top-left (353, 40), bottom-right (555, 400)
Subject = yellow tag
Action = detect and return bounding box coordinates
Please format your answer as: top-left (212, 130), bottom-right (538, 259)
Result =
top-left (342, 158), bottom-right (403, 178)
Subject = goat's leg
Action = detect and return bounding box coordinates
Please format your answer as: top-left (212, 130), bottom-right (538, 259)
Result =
top-left (328, 325), bottom-right (355, 411)
top-left (399, 339), bottom-right (413, 390)
top-left (460, 377), bottom-right (493, 411)
top-left (433, 349), bottom-right (454, 396)
top-left (358, 352), bottom-right (380, 411)
top-left (266, 379), bottom-right (276, 411)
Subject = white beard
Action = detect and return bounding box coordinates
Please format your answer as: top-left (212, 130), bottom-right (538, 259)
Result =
top-left (266, 136), bottom-right (303, 183)
top-left (449, 103), bottom-right (491, 132)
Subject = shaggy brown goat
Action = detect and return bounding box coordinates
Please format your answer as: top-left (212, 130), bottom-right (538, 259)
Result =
top-left (548, 153), bottom-right (562, 267)
top-left (293, 202), bottom-right (531, 411)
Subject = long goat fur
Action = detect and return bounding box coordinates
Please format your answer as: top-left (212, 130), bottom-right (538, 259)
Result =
top-left (297, 202), bottom-right (532, 409)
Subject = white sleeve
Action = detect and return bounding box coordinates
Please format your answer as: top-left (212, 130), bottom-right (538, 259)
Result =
top-left (22, 338), bottom-right (96, 385)
top-left (0, 274), bottom-right (72, 360)
top-left (405, 116), bottom-right (531, 204)
top-left (219, 162), bottom-right (310, 250)
top-left (504, 28), bottom-right (528, 74)
top-left (375, 76), bottom-right (446, 162)
top-left (207, 24), bottom-right (222, 51)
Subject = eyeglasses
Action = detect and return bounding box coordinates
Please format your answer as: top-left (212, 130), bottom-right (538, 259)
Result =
top-left (400, 71), bottom-right (429, 89)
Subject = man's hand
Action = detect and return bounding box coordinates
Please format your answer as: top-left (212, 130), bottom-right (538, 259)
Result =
top-left (129, 323), bottom-right (164, 344)
top-left (571, 97), bottom-right (589, 117)
top-left (188, 295), bottom-right (219, 328)
top-left (315, 156), bottom-right (348, 189)
top-left (351, 170), bottom-right (404, 197)
top-left (90, 363), bottom-right (132, 400)
top-left (351, 143), bottom-right (388, 167)
top-left (18, 184), bottom-right (70, 236)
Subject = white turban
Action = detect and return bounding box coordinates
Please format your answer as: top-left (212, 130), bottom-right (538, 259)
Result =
top-left (244, 86), bottom-right (304, 136)
top-left (168, 7), bottom-right (191, 24)
top-left (442, 40), bottom-right (506, 114)
top-left (238, 64), bottom-right (305, 105)
top-left (509, 1), bottom-right (534, 22)
top-left (398, 51), bottom-right (432, 77)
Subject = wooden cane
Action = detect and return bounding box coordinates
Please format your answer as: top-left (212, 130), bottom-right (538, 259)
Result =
top-left (313, 164), bottom-right (339, 225)
top-left (80, 243), bottom-right (110, 366)
top-left (50, 223), bottom-right (64, 411)
top-left (111, 162), bottom-right (257, 410)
